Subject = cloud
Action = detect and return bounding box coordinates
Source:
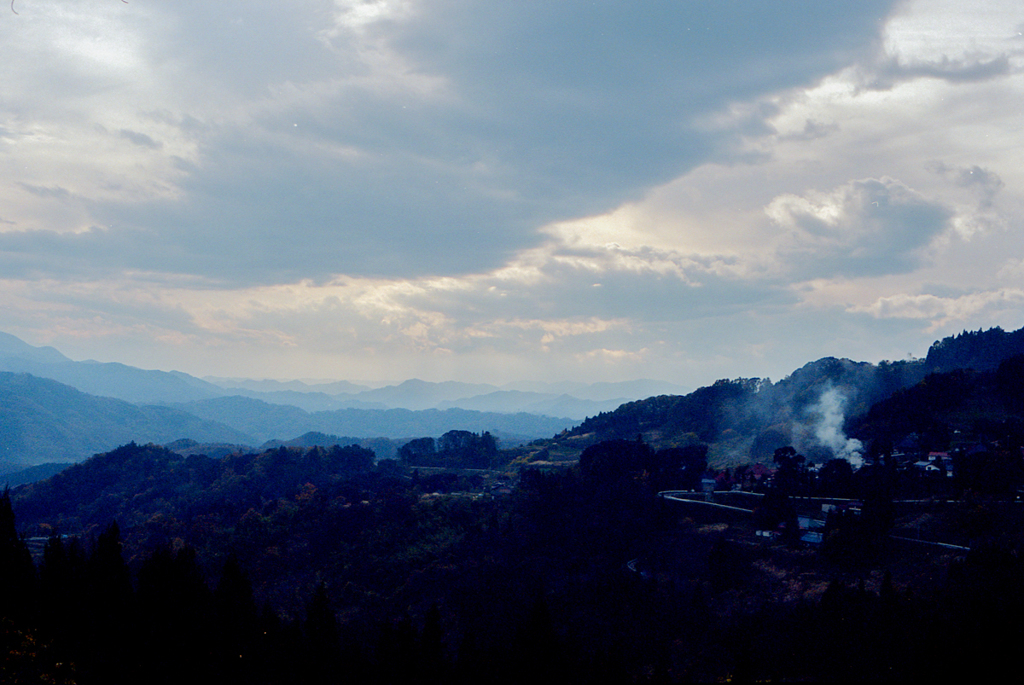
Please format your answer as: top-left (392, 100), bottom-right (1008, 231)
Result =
top-left (779, 119), bottom-right (841, 142)
top-left (927, 162), bottom-right (1004, 203)
top-left (852, 289), bottom-right (1024, 326)
top-left (0, 211), bottom-right (802, 383)
top-left (0, 1), bottom-right (899, 285)
top-left (767, 177), bottom-right (953, 278)
top-left (119, 129), bottom-right (163, 150)
top-left (3, 0), bottom-right (1023, 390)
top-left (16, 184), bottom-right (74, 201)
top-left (866, 54), bottom-right (1012, 90)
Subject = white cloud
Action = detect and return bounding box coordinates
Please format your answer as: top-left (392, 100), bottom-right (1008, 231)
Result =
top-left (852, 289), bottom-right (1024, 327)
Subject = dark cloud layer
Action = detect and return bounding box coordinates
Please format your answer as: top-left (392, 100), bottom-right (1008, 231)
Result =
top-left (26, 1), bottom-right (898, 286)
top-left (868, 54), bottom-right (1012, 89)
top-left (119, 129), bottom-right (162, 150)
top-left (771, 178), bottom-right (953, 279)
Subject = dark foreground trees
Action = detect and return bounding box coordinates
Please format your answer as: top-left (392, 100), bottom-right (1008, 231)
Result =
top-left (7, 438), bottom-right (1024, 682)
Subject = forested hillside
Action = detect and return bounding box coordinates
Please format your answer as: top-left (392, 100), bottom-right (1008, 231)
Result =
top-left (848, 355), bottom-right (1024, 463)
top-left (5, 326), bottom-right (1024, 682)
top-left (924, 326), bottom-right (1024, 373)
top-left (559, 327), bottom-right (1024, 466)
top-left (8, 425), bottom-right (1024, 681)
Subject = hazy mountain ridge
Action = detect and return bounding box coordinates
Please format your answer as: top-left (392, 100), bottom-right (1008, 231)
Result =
top-left (435, 390), bottom-right (628, 419)
top-left (0, 372), bottom-right (253, 471)
top-left (345, 379), bottom-right (501, 410)
top-left (200, 387), bottom-right (390, 412)
top-left (0, 373), bottom-right (575, 472)
top-left (206, 377), bottom-right (692, 416)
top-left (0, 462), bottom-right (73, 488)
top-left (0, 331), bottom-right (69, 364)
top-left (4, 326), bottom-right (1021, 475)
top-left (0, 333), bottom-right (225, 404)
top-left (2, 332), bottom-right (687, 413)
top-left (175, 395), bottom-right (574, 444)
top-left (204, 377), bottom-right (372, 395)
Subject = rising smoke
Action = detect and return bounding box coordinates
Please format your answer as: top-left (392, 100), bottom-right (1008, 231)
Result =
top-left (805, 385), bottom-right (864, 468)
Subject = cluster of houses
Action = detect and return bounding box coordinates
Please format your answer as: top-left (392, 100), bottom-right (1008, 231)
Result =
top-left (906, 451), bottom-right (954, 477)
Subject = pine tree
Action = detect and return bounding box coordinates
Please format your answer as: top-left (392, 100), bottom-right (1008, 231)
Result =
top-left (85, 521), bottom-right (135, 682)
top-left (304, 581), bottom-right (339, 682)
top-left (0, 488), bottom-right (35, 622)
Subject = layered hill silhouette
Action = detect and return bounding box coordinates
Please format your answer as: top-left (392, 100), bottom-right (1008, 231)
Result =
top-left (0, 331), bottom-right (224, 404)
top-left (0, 331), bottom-right (686, 417)
top-left (4, 326), bottom-right (1024, 477)
top-left (0, 373), bottom-right (576, 473)
top-left (171, 395), bottom-right (572, 446)
top-left (0, 372), bottom-right (250, 470)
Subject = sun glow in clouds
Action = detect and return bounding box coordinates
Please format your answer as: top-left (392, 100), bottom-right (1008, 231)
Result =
top-left (1, 1), bottom-right (1023, 385)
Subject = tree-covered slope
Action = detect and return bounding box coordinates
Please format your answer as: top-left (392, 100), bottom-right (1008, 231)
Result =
top-left (848, 355), bottom-right (1024, 453)
top-left (12, 441), bottom-right (377, 533)
top-left (924, 326), bottom-right (1024, 374)
top-left (557, 329), bottom-right (1024, 466)
top-left (561, 357), bottom-right (923, 464)
top-left (558, 327), bottom-right (1024, 466)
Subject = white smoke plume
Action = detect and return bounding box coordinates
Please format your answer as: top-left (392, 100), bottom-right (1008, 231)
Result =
top-left (806, 385), bottom-right (864, 468)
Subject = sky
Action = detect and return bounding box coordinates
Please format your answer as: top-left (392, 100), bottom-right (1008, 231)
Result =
top-left (1, 0), bottom-right (1022, 388)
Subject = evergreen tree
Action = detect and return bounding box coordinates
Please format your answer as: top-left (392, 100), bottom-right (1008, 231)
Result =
top-left (0, 488), bottom-right (35, 622)
top-left (38, 534), bottom-right (87, 661)
top-left (304, 581), bottom-right (339, 682)
top-left (85, 521), bottom-right (136, 683)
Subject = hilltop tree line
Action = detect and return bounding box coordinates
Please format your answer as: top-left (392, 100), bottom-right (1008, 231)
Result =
top-left (398, 430), bottom-right (499, 468)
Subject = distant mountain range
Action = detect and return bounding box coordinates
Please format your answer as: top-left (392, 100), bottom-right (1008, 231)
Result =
top-left (0, 372), bottom-right (250, 471)
top-left (0, 331), bottom-right (696, 474)
top-left (203, 375), bottom-right (690, 417)
top-left (0, 371), bottom-right (577, 474)
top-left (4, 326), bottom-right (1023, 480)
top-left (0, 331), bottom-right (688, 417)
top-left (0, 331), bottom-right (224, 404)
top-left (170, 395), bottom-right (571, 445)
